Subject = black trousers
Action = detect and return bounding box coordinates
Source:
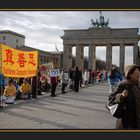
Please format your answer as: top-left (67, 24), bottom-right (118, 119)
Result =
top-left (32, 86), bottom-right (37, 98)
top-left (61, 83), bottom-right (67, 93)
top-left (51, 84), bottom-right (57, 96)
top-left (74, 81), bottom-right (79, 92)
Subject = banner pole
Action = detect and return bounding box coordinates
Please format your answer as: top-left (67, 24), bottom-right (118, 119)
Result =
top-left (36, 73), bottom-right (38, 98)
top-left (35, 54), bottom-right (39, 99)
top-left (0, 44), bottom-right (3, 109)
top-left (0, 84), bottom-right (4, 109)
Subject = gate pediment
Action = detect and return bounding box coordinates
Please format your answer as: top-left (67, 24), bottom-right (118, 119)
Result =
top-left (88, 27), bottom-right (111, 36)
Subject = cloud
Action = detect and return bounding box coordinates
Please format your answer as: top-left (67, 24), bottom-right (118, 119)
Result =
top-left (0, 11), bottom-right (139, 65)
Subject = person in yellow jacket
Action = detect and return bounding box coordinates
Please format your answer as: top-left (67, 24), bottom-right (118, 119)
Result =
top-left (20, 78), bottom-right (32, 100)
top-left (3, 79), bottom-right (16, 104)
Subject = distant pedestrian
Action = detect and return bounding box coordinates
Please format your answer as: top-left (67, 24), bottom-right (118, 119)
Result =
top-left (83, 69), bottom-right (89, 85)
top-left (31, 76), bottom-right (37, 98)
top-left (61, 68), bottom-right (69, 94)
top-left (79, 69), bottom-right (83, 87)
top-left (50, 67), bottom-right (58, 97)
top-left (73, 66), bottom-right (81, 92)
top-left (108, 67), bottom-right (123, 93)
top-left (68, 67), bottom-right (74, 89)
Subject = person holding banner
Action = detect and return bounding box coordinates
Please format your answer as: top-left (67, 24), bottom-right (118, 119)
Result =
top-left (61, 68), bottom-right (69, 94)
top-left (3, 79), bottom-right (16, 104)
top-left (50, 68), bottom-right (58, 97)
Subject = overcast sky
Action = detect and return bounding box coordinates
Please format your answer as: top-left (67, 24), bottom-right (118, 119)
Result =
top-left (0, 11), bottom-right (140, 66)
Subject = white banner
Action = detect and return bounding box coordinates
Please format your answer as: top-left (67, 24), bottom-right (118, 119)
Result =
top-left (50, 69), bottom-right (60, 77)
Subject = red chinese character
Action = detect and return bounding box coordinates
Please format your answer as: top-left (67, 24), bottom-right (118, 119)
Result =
top-left (3, 49), bottom-right (14, 65)
top-left (17, 53), bottom-right (26, 68)
top-left (28, 53), bottom-right (36, 66)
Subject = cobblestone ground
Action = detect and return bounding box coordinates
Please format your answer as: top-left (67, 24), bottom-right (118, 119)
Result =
top-left (0, 82), bottom-right (116, 129)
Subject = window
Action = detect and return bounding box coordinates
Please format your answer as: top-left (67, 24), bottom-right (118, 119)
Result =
top-left (16, 39), bottom-right (18, 43)
top-left (3, 36), bottom-right (6, 40)
top-left (44, 56), bottom-right (46, 63)
top-left (40, 56), bottom-right (43, 63)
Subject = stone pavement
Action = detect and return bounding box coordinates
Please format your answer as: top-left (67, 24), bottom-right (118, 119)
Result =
top-left (0, 82), bottom-right (116, 129)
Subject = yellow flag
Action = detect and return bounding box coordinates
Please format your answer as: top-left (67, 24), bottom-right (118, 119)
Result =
top-left (0, 44), bottom-right (2, 74)
top-left (1, 44), bottom-right (38, 78)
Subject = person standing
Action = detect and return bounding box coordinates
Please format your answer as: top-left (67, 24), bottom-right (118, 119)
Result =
top-left (79, 69), bottom-right (83, 87)
top-left (108, 67), bottom-right (123, 93)
top-left (61, 68), bottom-right (69, 94)
top-left (73, 66), bottom-right (81, 92)
top-left (83, 69), bottom-right (89, 85)
top-left (68, 67), bottom-right (74, 89)
top-left (50, 67), bottom-right (58, 97)
top-left (31, 76), bottom-right (37, 98)
top-left (108, 64), bottom-right (140, 129)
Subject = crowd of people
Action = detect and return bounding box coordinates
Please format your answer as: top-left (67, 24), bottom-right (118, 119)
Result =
top-left (0, 66), bottom-right (109, 104)
top-left (1, 63), bottom-right (140, 129)
top-left (0, 77), bottom-right (33, 104)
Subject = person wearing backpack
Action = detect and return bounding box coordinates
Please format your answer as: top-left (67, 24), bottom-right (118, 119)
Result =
top-left (108, 67), bottom-right (123, 93)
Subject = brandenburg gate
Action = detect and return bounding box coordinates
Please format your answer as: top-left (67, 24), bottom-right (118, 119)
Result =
top-left (61, 12), bottom-right (140, 72)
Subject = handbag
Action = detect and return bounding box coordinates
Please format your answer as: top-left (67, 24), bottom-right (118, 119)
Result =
top-left (106, 101), bottom-right (126, 118)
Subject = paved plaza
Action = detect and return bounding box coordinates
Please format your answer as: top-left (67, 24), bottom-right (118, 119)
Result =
top-left (0, 82), bottom-right (116, 129)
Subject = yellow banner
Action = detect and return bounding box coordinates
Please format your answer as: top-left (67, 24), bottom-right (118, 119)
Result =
top-left (0, 45), bottom-right (2, 73)
top-left (1, 44), bottom-right (38, 78)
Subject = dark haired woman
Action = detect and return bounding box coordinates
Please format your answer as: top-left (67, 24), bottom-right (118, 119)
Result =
top-left (108, 64), bottom-right (140, 129)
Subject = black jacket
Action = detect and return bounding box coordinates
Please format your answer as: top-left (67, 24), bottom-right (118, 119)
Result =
top-left (73, 69), bottom-right (81, 82)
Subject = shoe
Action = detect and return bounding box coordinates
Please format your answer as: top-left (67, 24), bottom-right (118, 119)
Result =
top-left (5, 102), bottom-right (14, 104)
top-left (50, 95), bottom-right (57, 97)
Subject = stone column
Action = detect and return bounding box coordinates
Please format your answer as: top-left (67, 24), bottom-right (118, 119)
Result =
top-left (88, 44), bottom-right (96, 70)
top-left (63, 44), bottom-right (72, 70)
top-left (58, 54), bottom-right (63, 71)
top-left (76, 44), bottom-right (84, 69)
top-left (133, 43), bottom-right (139, 65)
top-left (119, 43), bottom-right (125, 73)
top-left (68, 46), bottom-right (72, 68)
top-left (106, 44), bottom-right (112, 72)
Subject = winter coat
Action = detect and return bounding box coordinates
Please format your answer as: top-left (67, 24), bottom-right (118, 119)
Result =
top-left (108, 70), bottom-right (122, 85)
top-left (69, 70), bottom-right (74, 80)
top-left (50, 77), bottom-right (58, 84)
top-left (73, 69), bottom-right (81, 82)
top-left (61, 71), bottom-right (69, 84)
top-left (108, 79), bottom-right (140, 129)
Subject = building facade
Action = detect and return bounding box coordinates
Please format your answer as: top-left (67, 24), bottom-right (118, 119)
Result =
top-left (0, 30), bottom-right (62, 70)
top-left (0, 30), bottom-right (25, 48)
